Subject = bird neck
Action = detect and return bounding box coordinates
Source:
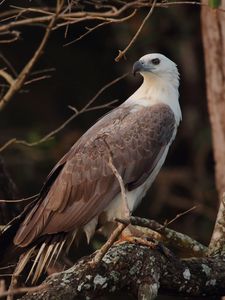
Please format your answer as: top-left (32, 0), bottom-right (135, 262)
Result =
top-left (126, 74), bottom-right (182, 125)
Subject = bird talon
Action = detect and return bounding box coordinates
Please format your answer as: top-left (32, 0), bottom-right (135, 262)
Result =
top-left (155, 241), bottom-right (175, 259)
top-left (118, 235), bottom-right (158, 249)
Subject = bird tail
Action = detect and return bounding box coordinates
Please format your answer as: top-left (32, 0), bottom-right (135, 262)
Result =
top-left (0, 214), bottom-right (25, 267)
top-left (24, 234), bottom-right (67, 283)
top-left (0, 217), bottom-right (67, 283)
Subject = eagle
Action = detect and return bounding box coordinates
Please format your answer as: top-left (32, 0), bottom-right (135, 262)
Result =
top-left (0, 53), bottom-right (181, 281)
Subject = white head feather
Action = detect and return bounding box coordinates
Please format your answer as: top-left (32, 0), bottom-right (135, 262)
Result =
top-left (126, 53), bottom-right (182, 125)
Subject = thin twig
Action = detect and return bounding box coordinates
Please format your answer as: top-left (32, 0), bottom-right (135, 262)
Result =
top-left (1, 2), bottom-right (221, 34)
top-left (0, 193), bottom-right (39, 203)
top-left (163, 205), bottom-right (197, 228)
top-left (0, 69), bottom-right (14, 85)
top-left (91, 223), bottom-right (127, 266)
top-left (64, 10), bottom-right (136, 46)
top-left (24, 75), bottom-right (52, 86)
top-left (0, 284), bottom-right (47, 299)
top-left (127, 216), bottom-right (207, 256)
top-left (0, 139), bottom-right (17, 153)
top-left (0, 1), bottom-right (63, 111)
top-left (91, 150), bottom-right (129, 265)
top-left (0, 31), bottom-right (20, 44)
top-left (0, 73), bottom-right (128, 153)
top-left (0, 54), bottom-right (18, 77)
top-left (108, 154), bottom-right (128, 207)
top-left (115, 0), bottom-right (157, 62)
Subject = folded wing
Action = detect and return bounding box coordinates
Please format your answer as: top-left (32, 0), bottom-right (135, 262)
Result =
top-left (14, 103), bottom-right (175, 247)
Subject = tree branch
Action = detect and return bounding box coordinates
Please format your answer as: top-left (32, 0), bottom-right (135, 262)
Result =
top-left (17, 242), bottom-right (225, 300)
top-left (0, 1), bottom-right (223, 35)
top-left (128, 216), bottom-right (207, 257)
top-left (0, 72), bottom-right (127, 153)
top-left (0, 1), bottom-right (63, 111)
top-left (115, 0), bottom-right (157, 62)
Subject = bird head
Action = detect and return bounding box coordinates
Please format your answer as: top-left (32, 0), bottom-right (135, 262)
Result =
top-left (132, 53), bottom-right (179, 88)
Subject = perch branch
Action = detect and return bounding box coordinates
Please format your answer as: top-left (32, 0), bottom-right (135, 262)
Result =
top-left (17, 242), bottom-right (225, 300)
top-left (0, 284), bottom-right (47, 299)
top-left (117, 216), bottom-right (207, 257)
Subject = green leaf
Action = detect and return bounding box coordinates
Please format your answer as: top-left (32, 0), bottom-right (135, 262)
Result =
top-left (209, 0), bottom-right (221, 8)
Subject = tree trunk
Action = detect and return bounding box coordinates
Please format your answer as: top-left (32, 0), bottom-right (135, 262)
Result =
top-left (201, 1), bottom-right (225, 256)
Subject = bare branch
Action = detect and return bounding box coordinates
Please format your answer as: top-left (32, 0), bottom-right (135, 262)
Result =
top-left (0, 2), bottom-right (221, 35)
top-left (0, 194), bottom-right (39, 204)
top-left (163, 205), bottom-right (197, 227)
top-left (0, 284), bottom-right (47, 299)
top-left (0, 1), bottom-right (63, 111)
top-left (17, 242), bottom-right (225, 300)
top-left (0, 70), bottom-right (14, 86)
top-left (0, 73), bottom-right (128, 153)
top-left (91, 223), bottom-right (127, 266)
top-left (0, 31), bottom-right (20, 44)
top-left (115, 0), bottom-right (157, 62)
top-left (90, 134), bottom-right (131, 266)
top-left (64, 10), bottom-right (136, 46)
top-left (117, 216), bottom-right (208, 257)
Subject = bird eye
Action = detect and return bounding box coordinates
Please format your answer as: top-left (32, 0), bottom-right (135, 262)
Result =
top-left (151, 58), bottom-right (160, 65)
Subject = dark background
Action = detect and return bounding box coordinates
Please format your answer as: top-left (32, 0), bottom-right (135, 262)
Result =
top-left (0, 1), bottom-right (218, 299)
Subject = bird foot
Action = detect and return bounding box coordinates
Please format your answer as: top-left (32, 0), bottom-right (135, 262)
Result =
top-left (116, 234), bottom-right (158, 249)
top-left (117, 233), bottom-right (176, 260)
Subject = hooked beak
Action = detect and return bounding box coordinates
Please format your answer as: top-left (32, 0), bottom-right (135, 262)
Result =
top-left (132, 61), bottom-right (143, 76)
top-left (132, 60), bottom-right (154, 76)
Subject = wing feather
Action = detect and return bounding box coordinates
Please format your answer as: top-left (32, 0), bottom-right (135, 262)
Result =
top-left (14, 103), bottom-right (176, 247)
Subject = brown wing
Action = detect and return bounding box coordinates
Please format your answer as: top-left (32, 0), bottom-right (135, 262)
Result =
top-left (14, 103), bottom-right (175, 247)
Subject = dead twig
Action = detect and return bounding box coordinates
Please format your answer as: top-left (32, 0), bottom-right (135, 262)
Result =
top-left (128, 216), bottom-right (207, 257)
top-left (163, 205), bottom-right (197, 228)
top-left (0, 193), bottom-right (39, 203)
top-left (115, 0), bottom-right (157, 62)
top-left (91, 147), bottom-right (129, 265)
top-left (91, 223), bottom-right (127, 266)
top-left (0, 1), bottom-right (63, 111)
top-left (0, 73), bottom-right (127, 153)
top-left (0, 284), bottom-right (47, 299)
top-left (0, 2), bottom-right (224, 35)
top-left (64, 10), bottom-right (136, 46)
top-left (0, 69), bottom-right (14, 85)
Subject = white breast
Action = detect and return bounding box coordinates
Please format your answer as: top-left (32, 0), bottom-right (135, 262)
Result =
top-left (99, 72), bottom-right (181, 230)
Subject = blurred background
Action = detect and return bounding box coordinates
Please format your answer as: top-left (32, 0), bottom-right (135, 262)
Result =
top-left (0, 1), bottom-right (218, 299)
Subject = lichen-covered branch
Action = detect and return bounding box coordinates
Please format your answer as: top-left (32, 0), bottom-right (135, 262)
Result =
top-left (129, 216), bottom-right (207, 257)
top-left (19, 243), bottom-right (225, 300)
